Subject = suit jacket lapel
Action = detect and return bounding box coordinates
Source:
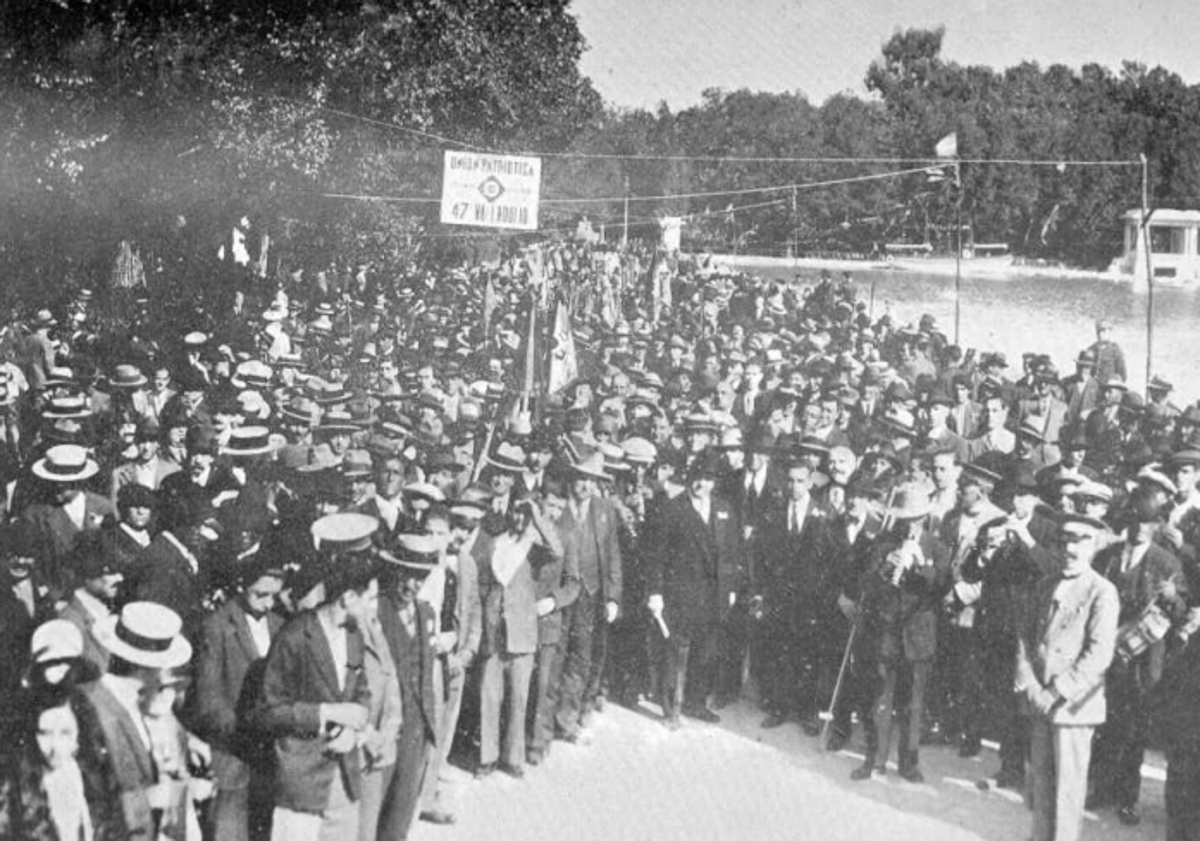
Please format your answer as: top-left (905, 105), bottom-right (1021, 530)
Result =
top-left (303, 613), bottom-right (340, 697)
top-left (227, 601), bottom-right (260, 663)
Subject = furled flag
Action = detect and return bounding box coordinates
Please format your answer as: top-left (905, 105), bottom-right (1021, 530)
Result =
top-left (548, 297), bottom-right (578, 395)
top-left (482, 274), bottom-right (498, 338)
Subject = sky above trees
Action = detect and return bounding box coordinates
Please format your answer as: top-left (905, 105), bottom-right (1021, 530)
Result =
top-left (573, 0), bottom-right (1200, 109)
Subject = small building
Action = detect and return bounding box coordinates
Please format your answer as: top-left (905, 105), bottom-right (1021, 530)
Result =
top-left (1111, 208), bottom-right (1200, 288)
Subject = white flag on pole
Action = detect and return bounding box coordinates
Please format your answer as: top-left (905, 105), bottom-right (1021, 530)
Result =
top-left (548, 298), bottom-right (578, 394)
top-left (935, 133), bottom-right (958, 159)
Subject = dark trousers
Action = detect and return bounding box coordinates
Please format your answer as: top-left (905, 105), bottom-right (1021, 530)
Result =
top-left (935, 624), bottom-right (982, 745)
top-left (608, 613), bottom-right (650, 705)
top-left (830, 626), bottom-right (880, 743)
top-left (981, 634), bottom-right (1027, 779)
top-left (662, 623), bottom-right (719, 718)
top-left (528, 640), bottom-right (567, 755)
top-left (1090, 664), bottom-right (1148, 808)
top-left (1166, 741), bottom-right (1200, 841)
top-left (377, 718), bottom-right (431, 841)
top-left (555, 589), bottom-right (604, 736)
top-left (870, 659), bottom-right (931, 770)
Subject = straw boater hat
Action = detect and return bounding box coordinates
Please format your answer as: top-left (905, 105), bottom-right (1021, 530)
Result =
top-left (311, 512), bottom-right (378, 553)
top-left (110, 364), bottom-right (148, 390)
top-left (318, 410), bottom-right (359, 435)
top-left (95, 601), bottom-right (193, 670)
top-left (41, 395), bottom-right (92, 420)
top-left (33, 444), bottom-right (99, 483)
top-left (382, 533), bottom-right (440, 572)
top-left (221, 426), bottom-right (282, 458)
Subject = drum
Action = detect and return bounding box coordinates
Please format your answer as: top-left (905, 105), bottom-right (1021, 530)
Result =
top-left (1115, 602), bottom-right (1171, 663)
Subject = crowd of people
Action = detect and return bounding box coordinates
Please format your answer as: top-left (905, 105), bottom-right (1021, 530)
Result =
top-left (0, 244), bottom-right (1197, 841)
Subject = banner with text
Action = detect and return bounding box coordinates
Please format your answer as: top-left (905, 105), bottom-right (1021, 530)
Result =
top-left (441, 151), bottom-right (541, 231)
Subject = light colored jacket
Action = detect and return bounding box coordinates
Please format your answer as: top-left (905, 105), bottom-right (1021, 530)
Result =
top-left (1015, 567), bottom-right (1119, 726)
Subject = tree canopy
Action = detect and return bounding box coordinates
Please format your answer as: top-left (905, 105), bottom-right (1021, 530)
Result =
top-left (3, 13), bottom-right (1200, 300)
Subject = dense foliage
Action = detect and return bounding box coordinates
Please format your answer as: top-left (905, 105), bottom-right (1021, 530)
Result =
top-left (3, 9), bottom-right (1199, 304)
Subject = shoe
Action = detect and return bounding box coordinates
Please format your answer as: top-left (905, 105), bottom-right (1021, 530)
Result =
top-left (899, 766), bottom-right (925, 784)
top-left (1116, 805), bottom-right (1141, 826)
top-left (761, 712), bottom-right (789, 729)
top-left (526, 749), bottom-right (544, 767)
top-left (499, 763), bottom-right (525, 780)
top-left (683, 705), bottom-right (721, 724)
top-left (474, 762), bottom-right (496, 779)
top-left (420, 809), bottom-right (456, 825)
top-left (664, 714), bottom-right (682, 731)
top-left (825, 730), bottom-right (849, 753)
top-left (958, 738), bottom-right (982, 758)
top-left (850, 761), bottom-right (880, 781)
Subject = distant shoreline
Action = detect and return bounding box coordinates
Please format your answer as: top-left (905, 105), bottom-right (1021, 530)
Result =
top-left (697, 252), bottom-right (1122, 284)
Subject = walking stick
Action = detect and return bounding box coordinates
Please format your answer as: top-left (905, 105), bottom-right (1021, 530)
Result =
top-left (821, 485), bottom-right (897, 743)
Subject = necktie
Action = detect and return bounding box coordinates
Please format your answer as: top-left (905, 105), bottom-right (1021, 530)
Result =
top-left (441, 569), bottom-right (459, 634)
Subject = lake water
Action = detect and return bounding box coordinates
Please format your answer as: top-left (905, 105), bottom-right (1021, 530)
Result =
top-left (755, 267), bottom-right (1200, 406)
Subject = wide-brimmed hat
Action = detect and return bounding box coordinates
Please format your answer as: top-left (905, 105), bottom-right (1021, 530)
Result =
top-left (567, 451), bottom-right (609, 481)
top-left (95, 601), bottom-right (192, 670)
top-left (486, 441), bottom-right (527, 473)
top-left (109, 364), bottom-right (147, 389)
top-left (342, 449), bottom-right (373, 478)
top-left (885, 485), bottom-right (931, 521)
top-left (32, 309), bottom-right (57, 329)
top-left (1100, 374), bottom-right (1128, 392)
top-left (311, 512), bottom-right (378, 553)
top-left (30, 619), bottom-right (85, 665)
top-left (32, 444), bottom-right (99, 483)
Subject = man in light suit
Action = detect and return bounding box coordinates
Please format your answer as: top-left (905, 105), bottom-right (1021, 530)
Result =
top-left (190, 556), bottom-right (286, 841)
top-left (474, 493), bottom-right (565, 778)
top-left (1015, 512), bottom-right (1119, 841)
top-left (76, 601), bottom-right (193, 840)
top-left (554, 453), bottom-right (623, 741)
top-left (646, 449), bottom-right (745, 729)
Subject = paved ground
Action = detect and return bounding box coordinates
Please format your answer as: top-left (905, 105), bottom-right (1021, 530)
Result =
top-left (411, 697), bottom-right (1166, 841)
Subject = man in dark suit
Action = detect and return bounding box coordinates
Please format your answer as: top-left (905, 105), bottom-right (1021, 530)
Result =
top-left (646, 449), bottom-right (745, 729)
top-left (125, 491), bottom-right (220, 639)
top-left (258, 528), bottom-right (374, 841)
top-left (190, 556), bottom-right (285, 841)
top-left (22, 444), bottom-right (116, 599)
top-left (376, 533), bottom-right (440, 841)
top-left (853, 487), bottom-right (950, 783)
top-left (751, 458), bottom-right (834, 734)
top-left (1089, 485), bottom-right (1190, 826)
top-left (554, 453), bottom-right (623, 741)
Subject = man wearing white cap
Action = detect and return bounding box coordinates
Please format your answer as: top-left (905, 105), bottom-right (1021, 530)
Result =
top-left (1016, 512), bottom-right (1118, 841)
